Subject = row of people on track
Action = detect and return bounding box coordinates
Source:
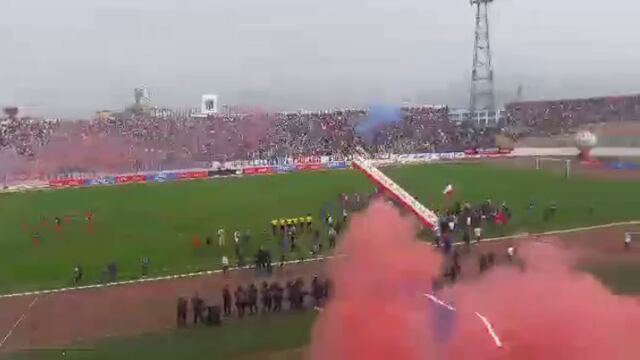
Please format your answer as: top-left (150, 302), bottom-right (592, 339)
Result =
top-left (176, 275), bottom-right (331, 327)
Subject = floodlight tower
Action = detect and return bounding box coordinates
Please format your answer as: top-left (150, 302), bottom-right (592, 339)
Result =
top-left (469, 0), bottom-right (496, 112)
top-left (134, 87), bottom-right (150, 106)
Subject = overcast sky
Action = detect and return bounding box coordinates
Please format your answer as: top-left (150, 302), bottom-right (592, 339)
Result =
top-left (0, 0), bottom-right (639, 117)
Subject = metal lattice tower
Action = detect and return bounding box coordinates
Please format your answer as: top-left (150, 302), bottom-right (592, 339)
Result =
top-left (469, 0), bottom-right (496, 112)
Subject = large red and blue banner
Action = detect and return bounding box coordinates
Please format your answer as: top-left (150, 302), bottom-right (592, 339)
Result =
top-left (178, 171), bottom-right (208, 180)
top-left (243, 166), bottom-right (274, 176)
top-left (49, 178), bottom-right (84, 188)
top-left (296, 163), bottom-right (323, 171)
top-left (46, 149), bottom-right (513, 190)
top-left (116, 175), bottom-right (147, 184)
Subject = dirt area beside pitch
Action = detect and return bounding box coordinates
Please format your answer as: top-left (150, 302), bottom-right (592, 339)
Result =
top-left (0, 261), bottom-right (328, 353)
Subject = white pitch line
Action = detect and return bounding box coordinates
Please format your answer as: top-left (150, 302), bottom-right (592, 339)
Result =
top-left (0, 296), bottom-right (39, 350)
top-left (475, 312), bottom-right (503, 349)
top-left (0, 255), bottom-right (339, 299)
top-left (1, 220), bottom-right (639, 300)
top-left (452, 220), bottom-right (640, 247)
top-left (425, 293), bottom-right (502, 349)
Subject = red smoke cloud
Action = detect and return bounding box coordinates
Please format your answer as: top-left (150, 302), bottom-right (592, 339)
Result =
top-left (36, 134), bottom-right (134, 174)
top-left (236, 110), bottom-right (272, 151)
top-left (310, 200), bottom-right (443, 360)
top-left (310, 200), bottom-right (640, 360)
top-left (443, 242), bottom-right (640, 359)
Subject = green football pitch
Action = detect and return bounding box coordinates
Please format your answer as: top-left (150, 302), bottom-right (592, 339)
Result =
top-left (1, 163), bottom-right (640, 294)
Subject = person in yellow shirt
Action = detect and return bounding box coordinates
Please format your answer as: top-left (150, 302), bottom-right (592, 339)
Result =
top-left (271, 219), bottom-right (278, 235)
top-left (298, 217), bottom-right (306, 232)
top-left (280, 218), bottom-right (287, 233)
top-left (306, 214), bottom-right (313, 231)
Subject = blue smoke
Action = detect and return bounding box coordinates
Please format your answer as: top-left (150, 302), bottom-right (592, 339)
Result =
top-left (356, 104), bottom-right (403, 137)
top-left (429, 296), bottom-right (457, 344)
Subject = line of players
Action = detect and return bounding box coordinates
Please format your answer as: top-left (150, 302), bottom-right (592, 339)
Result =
top-left (176, 275), bottom-right (331, 327)
top-left (271, 211), bottom-right (346, 256)
top-left (214, 209), bottom-right (347, 272)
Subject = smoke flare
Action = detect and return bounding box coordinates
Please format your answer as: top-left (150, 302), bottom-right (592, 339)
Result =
top-left (310, 200), bottom-right (640, 360)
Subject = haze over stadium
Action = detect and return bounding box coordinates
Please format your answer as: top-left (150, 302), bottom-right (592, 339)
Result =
top-left (1, 0), bottom-right (640, 359)
top-left (1, 0), bottom-right (640, 116)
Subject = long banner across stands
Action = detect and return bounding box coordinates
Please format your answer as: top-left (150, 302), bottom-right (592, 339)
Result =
top-left (43, 149), bottom-right (514, 190)
top-left (46, 162), bottom-right (347, 189)
top-left (370, 149), bottom-right (513, 166)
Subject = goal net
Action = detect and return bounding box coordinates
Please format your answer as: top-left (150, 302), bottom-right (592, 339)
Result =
top-left (535, 157), bottom-right (572, 178)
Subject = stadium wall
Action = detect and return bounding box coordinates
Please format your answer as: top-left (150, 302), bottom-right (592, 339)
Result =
top-left (41, 162), bottom-right (351, 191)
top-left (35, 150), bottom-right (509, 191)
top-left (2, 150), bottom-right (506, 192)
top-left (6, 147), bottom-right (640, 194)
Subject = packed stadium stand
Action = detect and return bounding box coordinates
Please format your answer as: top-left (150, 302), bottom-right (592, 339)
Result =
top-left (0, 116), bottom-right (60, 158)
top-left (504, 94), bottom-right (640, 139)
top-left (2, 93), bottom-right (640, 178)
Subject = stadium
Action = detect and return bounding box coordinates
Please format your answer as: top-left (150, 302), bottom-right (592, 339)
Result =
top-left (2, 98), bottom-right (640, 358)
top-left (2, 1), bottom-right (640, 359)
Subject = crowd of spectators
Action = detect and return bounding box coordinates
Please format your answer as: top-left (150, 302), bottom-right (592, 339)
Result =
top-left (0, 106), bottom-right (505, 176)
top-left (505, 94), bottom-right (640, 138)
top-left (0, 116), bottom-right (60, 158)
top-left (1, 105), bottom-right (502, 170)
top-left (368, 106), bottom-right (498, 154)
top-left (254, 110), bottom-right (364, 161)
top-left (4, 92), bottom-right (640, 176)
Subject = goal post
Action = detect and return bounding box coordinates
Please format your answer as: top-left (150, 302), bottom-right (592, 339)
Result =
top-left (535, 157), bottom-right (571, 178)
